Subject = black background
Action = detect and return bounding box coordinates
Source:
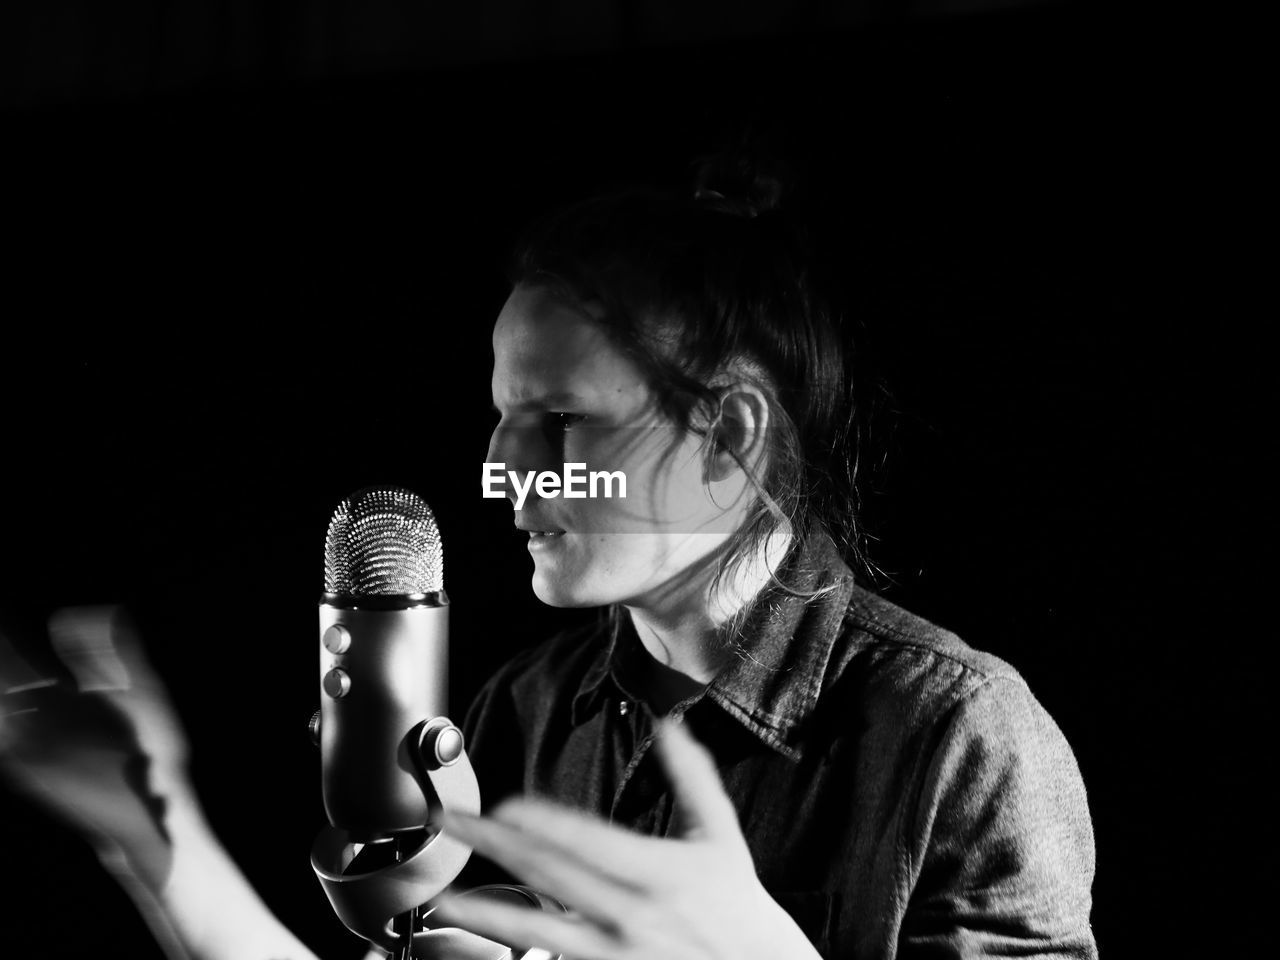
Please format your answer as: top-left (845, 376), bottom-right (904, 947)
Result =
top-left (1, 2), bottom-right (1249, 957)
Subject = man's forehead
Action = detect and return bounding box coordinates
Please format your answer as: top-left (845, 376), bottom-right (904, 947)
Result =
top-left (495, 284), bottom-right (602, 338)
top-left (492, 286), bottom-right (628, 381)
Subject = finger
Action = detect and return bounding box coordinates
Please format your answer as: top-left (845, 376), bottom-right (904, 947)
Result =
top-left (0, 625), bottom-right (59, 756)
top-left (48, 606), bottom-right (188, 772)
top-left (48, 606), bottom-right (130, 692)
top-left (653, 718), bottom-right (742, 844)
top-left (441, 809), bottom-right (642, 925)
top-left (489, 797), bottom-right (668, 882)
top-left (432, 893), bottom-right (618, 960)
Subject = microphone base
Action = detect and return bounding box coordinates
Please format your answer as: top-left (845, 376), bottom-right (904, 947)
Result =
top-left (311, 822), bottom-right (472, 953)
top-left (414, 885), bottom-right (566, 960)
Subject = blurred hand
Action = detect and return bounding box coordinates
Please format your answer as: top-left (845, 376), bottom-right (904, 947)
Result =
top-left (0, 606), bottom-right (203, 959)
top-left (0, 606), bottom-right (192, 895)
top-left (1, 606), bottom-right (323, 960)
top-left (434, 719), bottom-right (821, 960)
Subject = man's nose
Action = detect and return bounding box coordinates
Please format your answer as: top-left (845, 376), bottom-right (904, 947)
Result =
top-left (487, 425), bottom-right (552, 504)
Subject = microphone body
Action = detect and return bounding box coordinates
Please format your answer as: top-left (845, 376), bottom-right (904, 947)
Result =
top-left (319, 597), bottom-right (449, 839)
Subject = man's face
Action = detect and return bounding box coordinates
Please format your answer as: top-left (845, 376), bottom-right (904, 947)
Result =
top-left (486, 284), bottom-right (748, 610)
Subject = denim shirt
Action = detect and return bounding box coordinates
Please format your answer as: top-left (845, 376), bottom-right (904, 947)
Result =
top-left (460, 534), bottom-right (1098, 958)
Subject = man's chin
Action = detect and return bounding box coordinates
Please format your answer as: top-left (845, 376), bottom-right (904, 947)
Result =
top-left (530, 574), bottom-right (605, 609)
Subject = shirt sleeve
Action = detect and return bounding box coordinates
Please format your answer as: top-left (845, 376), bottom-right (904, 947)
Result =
top-left (898, 675), bottom-right (1098, 959)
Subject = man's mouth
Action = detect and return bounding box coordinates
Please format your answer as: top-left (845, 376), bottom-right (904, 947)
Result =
top-left (516, 519), bottom-right (565, 538)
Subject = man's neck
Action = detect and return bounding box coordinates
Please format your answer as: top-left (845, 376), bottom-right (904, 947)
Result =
top-left (624, 529), bottom-right (793, 683)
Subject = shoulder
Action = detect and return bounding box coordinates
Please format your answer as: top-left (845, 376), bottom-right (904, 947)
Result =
top-left (827, 584), bottom-right (1032, 729)
top-left (843, 583), bottom-right (1023, 685)
top-left (824, 585), bottom-right (1089, 808)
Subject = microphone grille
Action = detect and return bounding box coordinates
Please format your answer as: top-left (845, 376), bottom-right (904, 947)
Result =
top-left (324, 487), bottom-right (444, 596)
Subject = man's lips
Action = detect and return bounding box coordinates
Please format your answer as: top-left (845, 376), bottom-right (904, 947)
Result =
top-left (515, 523), bottom-right (565, 536)
top-left (520, 525), bottom-right (565, 548)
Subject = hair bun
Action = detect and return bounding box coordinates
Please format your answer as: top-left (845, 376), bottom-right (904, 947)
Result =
top-left (692, 150), bottom-right (788, 219)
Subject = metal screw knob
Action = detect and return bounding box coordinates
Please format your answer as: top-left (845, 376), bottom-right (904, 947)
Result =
top-left (323, 667), bottom-right (352, 699)
top-left (308, 709), bottom-right (321, 746)
top-left (419, 721), bottom-right (465, 768)
top-left (322, 624), bottom-right (351, 654)
top-left (433, 725), bottom-right (464, 766)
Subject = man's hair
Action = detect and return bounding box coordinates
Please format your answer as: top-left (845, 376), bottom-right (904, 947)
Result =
top-left (508, 151), bottom-right (875, 638)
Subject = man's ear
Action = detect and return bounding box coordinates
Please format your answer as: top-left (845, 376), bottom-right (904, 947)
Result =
top-left (706, 384), bottom-right (770, 483)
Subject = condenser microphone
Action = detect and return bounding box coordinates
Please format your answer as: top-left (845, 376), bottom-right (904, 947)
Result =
top-left (317, 486), bottom-right (458, 840)
top-left (310, 487), bottom-right (562, 959)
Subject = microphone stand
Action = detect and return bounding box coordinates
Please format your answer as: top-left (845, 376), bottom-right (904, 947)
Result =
top-left (310, 716), bottom-right (482, 958)
top-left (392, 835), bottom-right (418, 960)
top-left (311, 716), bottom-right (565, 959)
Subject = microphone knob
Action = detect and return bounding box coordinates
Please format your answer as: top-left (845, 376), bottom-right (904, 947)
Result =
top-left (308, 709), bottom-right (322, 746)
top-left (434, 725), bottom-right (464, 766)
top-left (323, 667), bottom-right (352, 699)
top-left (419, 720), bottom-right (465, 768)
top-left (322, 624), bottom-right (351, 654)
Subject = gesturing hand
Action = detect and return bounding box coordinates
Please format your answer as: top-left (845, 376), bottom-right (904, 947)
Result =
top-left (0, 607), bottom-right (206, 958)
top-left (0, 607), bottom-right (191, 894)
top-left (1, 608), bottom-right (322, 960)
top-left (435, 719), bottom-right (821, 960)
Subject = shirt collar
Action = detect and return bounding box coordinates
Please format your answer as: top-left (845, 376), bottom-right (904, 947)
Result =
top-left (570, 530), bottom-right (856, 760)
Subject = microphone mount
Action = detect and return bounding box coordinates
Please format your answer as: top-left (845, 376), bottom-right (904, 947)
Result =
top-left (309, 710), bottom-right (481, 956)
